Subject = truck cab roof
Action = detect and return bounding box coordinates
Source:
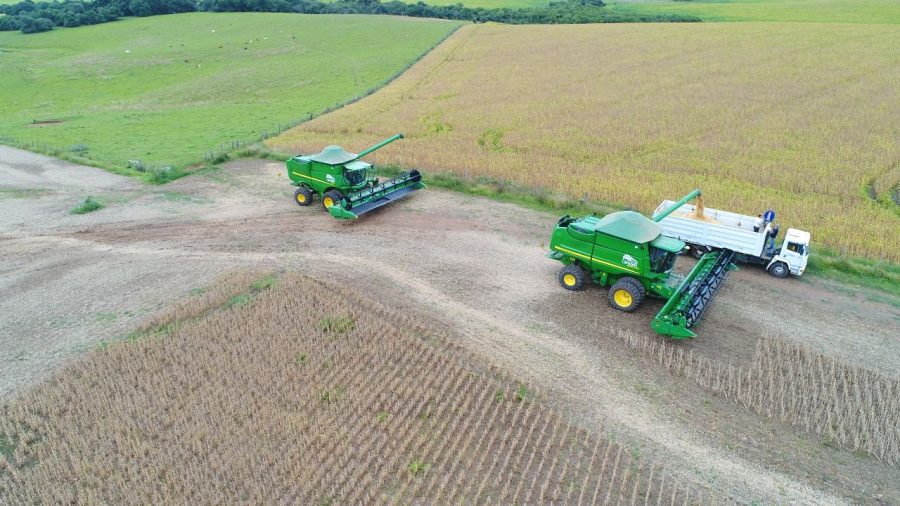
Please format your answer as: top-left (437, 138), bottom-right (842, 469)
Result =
top-left (784, 228), bottom-right (811, 244)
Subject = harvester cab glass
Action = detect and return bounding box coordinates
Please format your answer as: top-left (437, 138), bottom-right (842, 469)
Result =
top-left (343, 161), bottom-right (370, 186)
top-left (649, 246), bottom-right (677, 273)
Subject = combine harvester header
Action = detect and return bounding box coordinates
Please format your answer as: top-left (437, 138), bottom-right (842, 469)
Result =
top-left (547, 189), bottom-right (736, 339)
top-left (286, 133), bottom-right (424, 219)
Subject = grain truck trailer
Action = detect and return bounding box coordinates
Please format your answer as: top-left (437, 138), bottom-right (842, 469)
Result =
top-left (652, 196), bottom-right (810, 278)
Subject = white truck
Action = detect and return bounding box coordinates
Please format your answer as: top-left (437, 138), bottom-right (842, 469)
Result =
top-left (652, 199), bottom-right (811, 278)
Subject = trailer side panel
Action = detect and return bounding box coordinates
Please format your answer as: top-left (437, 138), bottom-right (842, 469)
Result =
top-left (653, 201), bottom-right (768, 258)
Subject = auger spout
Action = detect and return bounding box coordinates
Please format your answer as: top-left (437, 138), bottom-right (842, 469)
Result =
top-left (653, 189), bottom-right (701, 223)
top-left (355, 133), bottom-right (404, 160)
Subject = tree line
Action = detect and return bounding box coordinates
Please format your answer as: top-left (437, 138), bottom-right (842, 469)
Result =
top-left (0, 0), bottom-right (699, 34)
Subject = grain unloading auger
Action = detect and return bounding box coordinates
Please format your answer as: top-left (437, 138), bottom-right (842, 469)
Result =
top-left (547, 189), bottom-right (737, 339)
top-left (285, 133), bottom-right (425, 219)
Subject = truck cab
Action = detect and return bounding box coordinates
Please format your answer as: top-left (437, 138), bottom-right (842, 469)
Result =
top-left (767, 228), bottom-right (810, 277)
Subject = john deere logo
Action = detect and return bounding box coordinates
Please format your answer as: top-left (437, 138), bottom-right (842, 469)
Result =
top-left (622, 254), bottom-right (638, 268)
top-left (326, 174), bottom-right (336, 183)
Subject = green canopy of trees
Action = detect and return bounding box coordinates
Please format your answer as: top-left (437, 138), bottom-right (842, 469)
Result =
top-left (0, 0), bottom-right (699, 34)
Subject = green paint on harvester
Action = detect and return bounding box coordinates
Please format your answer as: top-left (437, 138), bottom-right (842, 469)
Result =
top-left (285, 133), bottom-right (425, 219)
top-left (547, 189), bottom-right (737, 339)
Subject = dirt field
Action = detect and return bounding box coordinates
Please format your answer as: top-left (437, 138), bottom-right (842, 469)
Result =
top-left (2, 146), bottom-right (898, 503)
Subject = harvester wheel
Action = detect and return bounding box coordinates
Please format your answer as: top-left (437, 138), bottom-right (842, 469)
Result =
top-left (608, 277), bottom-right (645, 312)
top-left (767, 261), bottom-right (789, 278)
top-left (322, 190), bottom-right (344, 210)
top-left (293, 187), bottom-right (313, 207)
top-left (558, 264), bottom-right (587, 291)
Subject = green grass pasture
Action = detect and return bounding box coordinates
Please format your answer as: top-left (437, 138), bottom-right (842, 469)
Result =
top-left (0, 13), bottom-right (460, 170)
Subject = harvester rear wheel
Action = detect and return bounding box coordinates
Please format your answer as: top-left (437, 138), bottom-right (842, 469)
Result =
top-left (608, 277), bottom-right (645, 312)
top-left (558, 264), bottom-right (587, 291)
top-left (293, 187), bottom-right (313, 207)
top-left (322, 190), bottom-right (344, 210)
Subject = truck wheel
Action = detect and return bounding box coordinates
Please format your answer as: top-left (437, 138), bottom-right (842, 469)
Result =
top-left (767, 261), bottom-right (789, 278)
top-left (608, 277), bottom-right (645, 312)
top-left (558, 264), bottom-right (587, 291)
top-left (322, 190), bottom-right (343, 210)
top-left (293, 187), bottom-right (313, 207)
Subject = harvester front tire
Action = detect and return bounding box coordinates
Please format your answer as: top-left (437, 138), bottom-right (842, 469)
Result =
top-left (767, 261), bottom-right (789, 278)
top-left (558, 264), bottom-right (587, 291)
top-left (608, 277), bottom-right (645, 312)
top-left (322, 190), bottom-right (344, 211)
top-left (294, 187), bottom-right (313, 207)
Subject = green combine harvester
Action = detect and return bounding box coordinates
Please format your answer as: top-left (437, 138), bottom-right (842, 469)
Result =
top-left (547, 190), bottom-right (736, 339)
top-left (285, 133), bottom-right (424, 219)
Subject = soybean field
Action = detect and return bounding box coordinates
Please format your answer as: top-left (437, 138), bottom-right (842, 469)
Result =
top-left (270, 23), bottom-right (900, 261)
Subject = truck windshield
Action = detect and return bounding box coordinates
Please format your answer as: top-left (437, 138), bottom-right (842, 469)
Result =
top-left (649, 246), bottom-right (676, 273)
top-left (786, 242), bottom-right (808, 256)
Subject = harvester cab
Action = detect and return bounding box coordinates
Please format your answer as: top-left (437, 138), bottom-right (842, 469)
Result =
top-left (547, 189), bottom-right (736, 339)
top-left (285, 133), bottom-right (425, 219)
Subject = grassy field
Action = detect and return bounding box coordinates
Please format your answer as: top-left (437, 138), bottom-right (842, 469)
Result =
top-left (270, 23), bottom-right (900, 262)
top-left (0, 13), bottom-right (460, 171)
top-left (0, 272), bottom-right (713, 503)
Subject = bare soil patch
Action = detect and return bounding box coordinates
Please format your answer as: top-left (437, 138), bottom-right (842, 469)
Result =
top-left (1, 148), bottom-right (897, 503)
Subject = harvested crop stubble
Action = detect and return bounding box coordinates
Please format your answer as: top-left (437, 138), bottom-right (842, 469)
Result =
top-left (619, 330), bottom-right (900, 466)
top-left (0, 273), bottom-right (718, 504)
top-left (270, 23), bottom-right (900, 261)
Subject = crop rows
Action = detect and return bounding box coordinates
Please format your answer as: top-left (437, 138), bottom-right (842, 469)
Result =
top-left (620, 331), bottom-right (900, 465)
top-left (270, 23), bottom-right (900, 261)
top-left (0, 273), bottom-right (718, 504)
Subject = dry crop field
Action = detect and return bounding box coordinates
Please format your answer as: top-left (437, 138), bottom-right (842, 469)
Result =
top-left (0, 272), bottom-right (717, 504)
top-left (270, 23), bottom-right (900, 262)
top-left (618, 330), bottom-right (900, 466)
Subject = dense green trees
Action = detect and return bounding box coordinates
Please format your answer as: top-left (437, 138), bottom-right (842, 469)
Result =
top-left (0, 0), bottom-right (700, 34)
